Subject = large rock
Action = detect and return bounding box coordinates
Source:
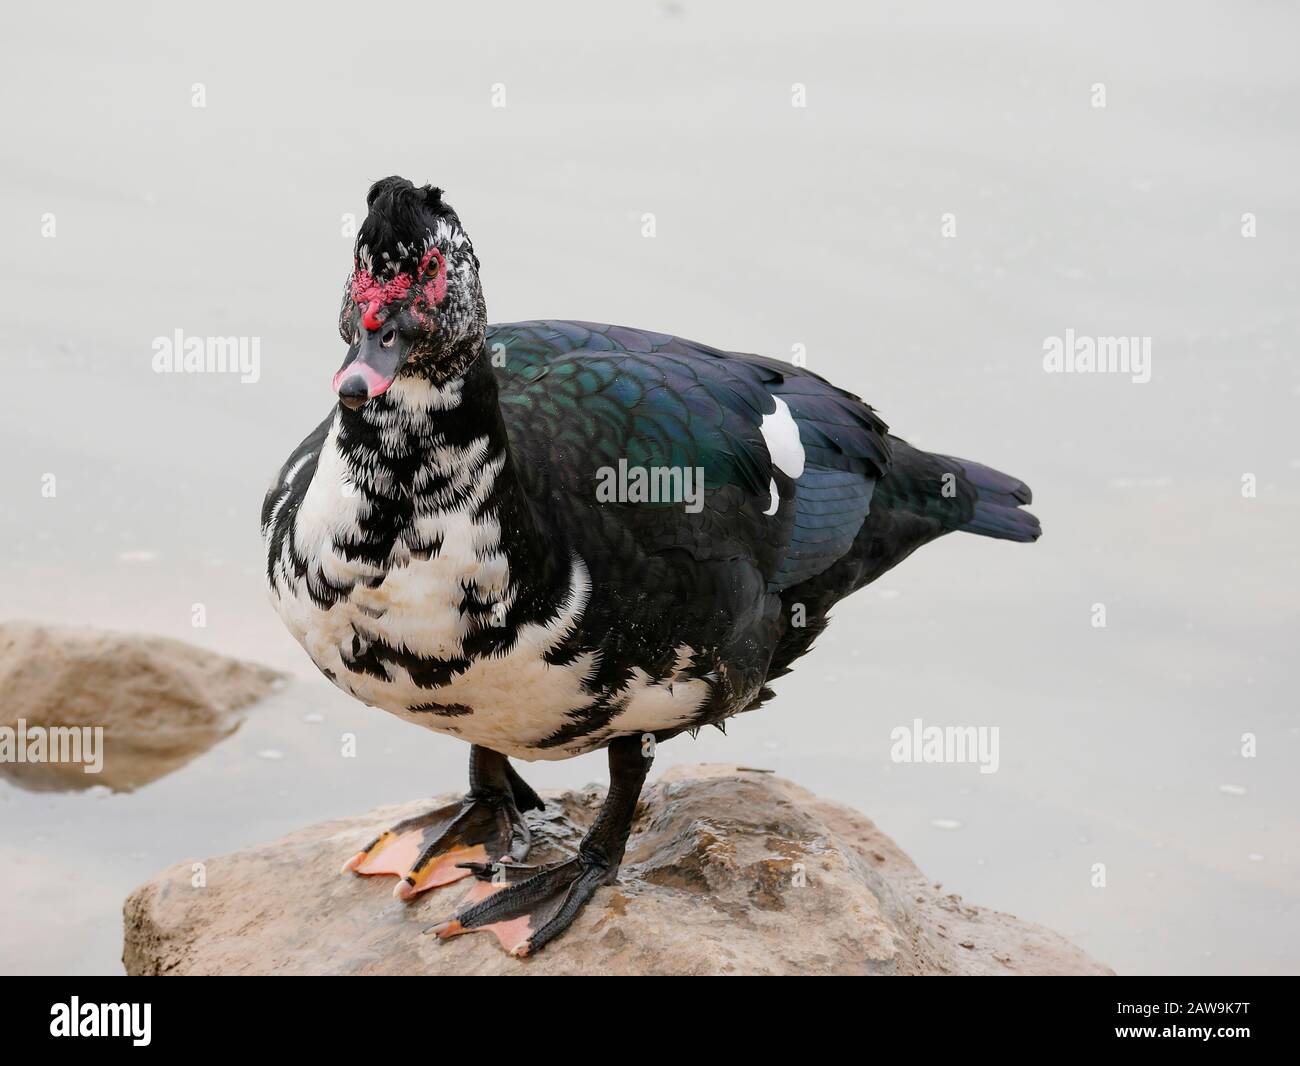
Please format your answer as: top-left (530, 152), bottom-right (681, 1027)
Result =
top-left (123, 765), bottom-right (1110, 975)
top-left (0, 622), bottom-right (282, 792)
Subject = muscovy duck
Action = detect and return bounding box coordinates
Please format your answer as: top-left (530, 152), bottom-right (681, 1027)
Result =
top-left (261, 177), bottom-right (1041, 957)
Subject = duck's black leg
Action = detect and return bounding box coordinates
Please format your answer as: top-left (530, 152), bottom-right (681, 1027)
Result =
top-left (342, 745), bottom-right (543, 900)
top-left (431, 734), bottom-right (652, 957)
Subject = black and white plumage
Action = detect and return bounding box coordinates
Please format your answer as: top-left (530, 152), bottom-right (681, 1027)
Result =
top-left (260, 177), bottom-right (1041, 955)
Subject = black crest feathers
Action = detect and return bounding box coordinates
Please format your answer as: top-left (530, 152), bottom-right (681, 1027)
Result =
top-left (357, 177), bottom-right (476, 273)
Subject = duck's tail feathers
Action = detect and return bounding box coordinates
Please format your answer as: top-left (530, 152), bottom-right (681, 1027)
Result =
top-left (936, 453), bottom-right (1042, 543)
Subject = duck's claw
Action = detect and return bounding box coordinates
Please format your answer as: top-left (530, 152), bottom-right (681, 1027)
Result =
top-left (342, 793), bottom-right (532, 900)
top-left (429, 854), bottom-right (610, 957)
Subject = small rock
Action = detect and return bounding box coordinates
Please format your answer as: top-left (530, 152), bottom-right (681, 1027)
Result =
top-left (0, 621), bottom-right (282, 793)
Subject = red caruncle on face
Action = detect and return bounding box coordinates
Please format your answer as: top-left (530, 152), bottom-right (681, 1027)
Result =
top-left (351, 247), bottom-right (447, 331)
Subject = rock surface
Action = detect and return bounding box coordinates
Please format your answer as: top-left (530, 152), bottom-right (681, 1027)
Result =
top-left (0, 621), bottom-right (282, 792)
top-left (124, 764), bottom-right (1111, 975)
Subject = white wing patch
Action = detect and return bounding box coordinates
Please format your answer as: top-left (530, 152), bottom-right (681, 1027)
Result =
top-left (759, 396), bottom-right (804, 515)
top-left (760, 396), bottom-right (805, 478)
top-left (763, 477), bottom-right (780, 516)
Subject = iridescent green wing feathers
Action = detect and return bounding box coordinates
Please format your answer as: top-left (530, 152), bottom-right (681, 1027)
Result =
top-left (488, 320), bottom-right (893, 589)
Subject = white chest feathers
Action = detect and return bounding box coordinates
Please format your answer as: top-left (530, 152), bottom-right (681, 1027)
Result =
top-left (267, 420), bottom-right (712, 759)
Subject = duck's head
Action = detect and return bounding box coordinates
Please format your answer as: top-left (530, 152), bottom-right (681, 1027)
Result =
top-left (333, 177), bottom-right (485, 409)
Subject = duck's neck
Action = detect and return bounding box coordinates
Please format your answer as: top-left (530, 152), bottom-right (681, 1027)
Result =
top-left (333, 339), bottom-right (553, 586)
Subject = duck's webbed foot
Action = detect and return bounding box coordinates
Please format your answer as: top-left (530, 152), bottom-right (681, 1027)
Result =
top-left (342, 746), bottom-right (543, 901)
top-left (431, 734), bottom-right (652, 957)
